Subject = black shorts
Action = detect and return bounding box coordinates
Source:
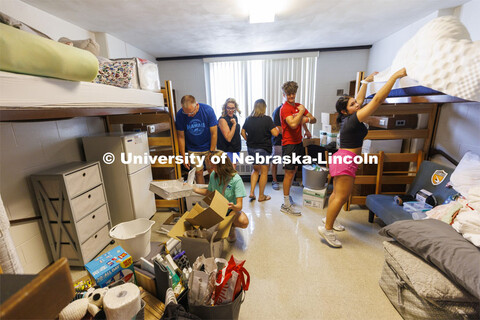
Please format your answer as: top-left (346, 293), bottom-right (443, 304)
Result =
top-left (282, 142), bottom-right (304, 171)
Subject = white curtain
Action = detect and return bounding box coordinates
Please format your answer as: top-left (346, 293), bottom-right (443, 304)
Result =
top-left (205, 53), bottom-right (318, 125)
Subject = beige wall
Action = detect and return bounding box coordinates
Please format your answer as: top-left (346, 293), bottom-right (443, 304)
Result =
top-left (0, 118), bottom-right (106, 273)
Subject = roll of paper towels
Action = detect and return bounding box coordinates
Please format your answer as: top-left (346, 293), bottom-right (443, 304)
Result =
top-left (103, 283), bottom-right (141, 320)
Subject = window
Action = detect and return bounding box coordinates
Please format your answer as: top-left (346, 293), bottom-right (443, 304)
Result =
top-left (204, 53), bottom-right (318, 125)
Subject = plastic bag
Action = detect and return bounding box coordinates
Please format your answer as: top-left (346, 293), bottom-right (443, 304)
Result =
top-left (188, 255), bottom-right (226, 306)
top-left (213, 255), bottom-right (250, 305)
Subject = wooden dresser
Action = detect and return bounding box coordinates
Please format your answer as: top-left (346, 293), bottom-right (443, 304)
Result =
top-left (31, 161), bottom-right (112, 266)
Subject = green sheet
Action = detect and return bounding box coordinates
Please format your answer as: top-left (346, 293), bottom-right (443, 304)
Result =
top-left (0, 24), bottom-right (98, 82)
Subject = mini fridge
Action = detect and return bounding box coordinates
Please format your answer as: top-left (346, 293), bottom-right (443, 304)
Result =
top-left (82, 132), bottom-right (156, 227)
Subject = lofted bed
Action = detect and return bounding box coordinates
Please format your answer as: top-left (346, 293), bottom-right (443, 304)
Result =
top-left (0, 70), bottom-right (167, 121)
top-left (0, 69), bottom-right (185, 219)
top-left (345, 81), bottom-right (475, 210)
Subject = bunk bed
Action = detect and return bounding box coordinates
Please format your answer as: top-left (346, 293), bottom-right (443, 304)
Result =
top-left (0, 70), bottom-right (167, 121)
top-left (345, 80), bottom-right (474, 210)
top-left (0, 69), bottom-right (184, 216)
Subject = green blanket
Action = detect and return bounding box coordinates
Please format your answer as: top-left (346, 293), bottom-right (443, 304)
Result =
top-left (0, 24), bottom-right (98, 82)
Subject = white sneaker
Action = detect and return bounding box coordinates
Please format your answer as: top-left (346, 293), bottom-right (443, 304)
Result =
top-left (318, 225), bottom-right (342, 248)
top-left (322, 217), bottom-right (345, 232)
top-left (281, 204), bottom-right (301, 216)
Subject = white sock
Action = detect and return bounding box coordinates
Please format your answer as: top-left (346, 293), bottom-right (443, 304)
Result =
top-left (284, 195), bottom-right (291, 207)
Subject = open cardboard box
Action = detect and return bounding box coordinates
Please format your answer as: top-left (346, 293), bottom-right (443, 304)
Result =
top-left (168, 190), bottom-right (235, 260)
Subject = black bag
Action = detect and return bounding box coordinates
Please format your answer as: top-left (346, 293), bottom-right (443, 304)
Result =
top-left (161, 303), bottom-right (201, 320)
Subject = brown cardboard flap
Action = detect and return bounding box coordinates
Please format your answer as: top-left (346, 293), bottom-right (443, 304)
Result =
top-left (168, 191), bottom-right (231, 239)
top-left (214, 214), bottom-right (235, 240)
top-left (167, 214), bottom-right (191, 240)
top-left (203, 191), bottom-right (229, 217)
top-left (185, 206), bottom-right (224, 229)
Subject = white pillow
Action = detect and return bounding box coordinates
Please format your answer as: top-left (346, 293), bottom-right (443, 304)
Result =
top-left (375, 16), bottom-right (480, 102)
top-left (450, 151), bottom-right (480, 199)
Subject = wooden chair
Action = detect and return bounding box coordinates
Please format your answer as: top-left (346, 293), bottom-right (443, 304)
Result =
top-left (367, 150), bottom-right (423, 222)
top-left (375, 150), bottom-right (423, 195)
top-left (345, 151), bottom-right (423, 211)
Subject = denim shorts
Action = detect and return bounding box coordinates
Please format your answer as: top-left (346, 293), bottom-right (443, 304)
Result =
top-left (247, 147), bottom-right (270, 165)
top-left (226, 152), bottom-right (240, 163)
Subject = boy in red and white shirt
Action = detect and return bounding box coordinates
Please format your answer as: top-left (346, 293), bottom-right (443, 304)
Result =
top-left (280, 81), bottom-right (317, 215)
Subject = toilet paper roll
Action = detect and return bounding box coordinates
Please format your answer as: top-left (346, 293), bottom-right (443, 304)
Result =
top-left (103, 283), bottom-right (141, 320)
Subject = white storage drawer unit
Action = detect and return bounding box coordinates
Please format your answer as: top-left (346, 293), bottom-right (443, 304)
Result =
top-left (31, 162), bottom-right (112, 266)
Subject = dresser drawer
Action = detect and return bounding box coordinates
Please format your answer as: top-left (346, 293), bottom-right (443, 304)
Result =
top-left (81, 224), bottom-right (111, 263)
top-left (70, 185), bottom-right (106, 221)
top-left (76, 205), bottom-right (110, 243)
top-left (65, 164), bottom-right (102, 198)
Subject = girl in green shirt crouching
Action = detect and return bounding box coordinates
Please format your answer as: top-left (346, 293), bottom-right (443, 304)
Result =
top-left (192, 150), bottom-right (249, 242)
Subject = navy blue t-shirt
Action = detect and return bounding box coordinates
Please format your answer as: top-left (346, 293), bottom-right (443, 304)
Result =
top-left (271, 105), bottom-right (282, 146)
top-left (175, 103), bottom-right (218, 152)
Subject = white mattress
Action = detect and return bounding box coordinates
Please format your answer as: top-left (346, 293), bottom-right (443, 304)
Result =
top-left (0, 71), bottom-right (164, 108)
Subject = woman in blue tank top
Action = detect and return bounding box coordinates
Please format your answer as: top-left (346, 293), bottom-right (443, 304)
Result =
top-left (318, 68), bottom-right (407, 248)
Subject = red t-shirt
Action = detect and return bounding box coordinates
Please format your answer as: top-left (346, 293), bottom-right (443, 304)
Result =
top-left (280, 102), bottom-right (309, 146)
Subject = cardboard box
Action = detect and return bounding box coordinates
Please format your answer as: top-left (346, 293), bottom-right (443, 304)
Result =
top-left (362, 139), bottom-right (403, 154)
top-left (169, 191), bottom-right (234, 240)
top-left (168, 191), bottom-right (235, 260)
top-left (123, 123), bottom-right (170, 135)
top-left (85, 246), bottom-right (136, 287)
top-left (303, 187), bottom-right (327, 209)
top-left (366, 115), bottom-right (418, 130)
top-left (321, 112), bottom-right (339, 132)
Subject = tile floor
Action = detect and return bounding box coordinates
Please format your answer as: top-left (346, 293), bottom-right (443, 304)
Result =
top-left (73, 181), bottom-right (401, 320)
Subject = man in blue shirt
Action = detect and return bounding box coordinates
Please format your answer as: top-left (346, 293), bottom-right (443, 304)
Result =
top-left (175, 95), bottom-right (218, 184)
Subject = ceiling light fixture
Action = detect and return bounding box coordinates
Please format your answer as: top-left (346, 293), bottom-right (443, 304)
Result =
top-left (249, 0), bottom-right (276, 24)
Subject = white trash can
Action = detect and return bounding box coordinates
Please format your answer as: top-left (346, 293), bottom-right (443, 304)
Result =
top-left (109, 218), bottom-right (155, 261)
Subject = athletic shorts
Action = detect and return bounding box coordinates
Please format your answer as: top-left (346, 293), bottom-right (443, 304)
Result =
top-left (188, 150), bottom-right (209, 172)
top-left (329, 149), bottom-right (359, 177)
top-left (282, 142), bottom-right (304, 171)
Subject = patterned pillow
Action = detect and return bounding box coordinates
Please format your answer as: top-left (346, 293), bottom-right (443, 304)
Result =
top-left (94, 59), bottom-right (137, 89)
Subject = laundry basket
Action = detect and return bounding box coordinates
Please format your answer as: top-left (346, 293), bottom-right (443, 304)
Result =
top-left (109, 219), bottom-right (155, 261)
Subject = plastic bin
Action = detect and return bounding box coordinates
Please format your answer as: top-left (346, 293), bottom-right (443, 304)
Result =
top-left (403, 201), bottom-right (432, 220)
top-left (302, 165), bottom-right (328, 190)
top-left (109, 219), bottom-right (155, 261)
top-left (189, 290), bottom-right (244, 320)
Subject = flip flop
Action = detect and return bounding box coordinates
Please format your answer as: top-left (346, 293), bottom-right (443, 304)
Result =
top-left (249, 195), bottom-right (256, 201)
top-left (258, 195), bottom-right (271, 202)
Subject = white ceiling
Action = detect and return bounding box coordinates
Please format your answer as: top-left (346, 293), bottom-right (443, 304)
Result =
top-left (21, 0), bottom-right (469, 58)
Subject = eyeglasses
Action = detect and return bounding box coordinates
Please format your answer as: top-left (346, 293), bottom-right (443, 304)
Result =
top-left (182, 103), bottom-right (198, 116)
top-left (226, 107), bottom-right (236, 111)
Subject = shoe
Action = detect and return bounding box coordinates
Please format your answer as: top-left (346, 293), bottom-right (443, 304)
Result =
top-left (227, 227), bottom-right (237, 243)
top-left (281, 204), bottom-right (301, 216)
top-left (258, 195), bottom-right (271, 202)
top-left (272, 181), bottom-right (280, 190)
top-left (318, 225), bottom-right (342, 248)
top-left (322, 217), bottom-right (345, 232)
